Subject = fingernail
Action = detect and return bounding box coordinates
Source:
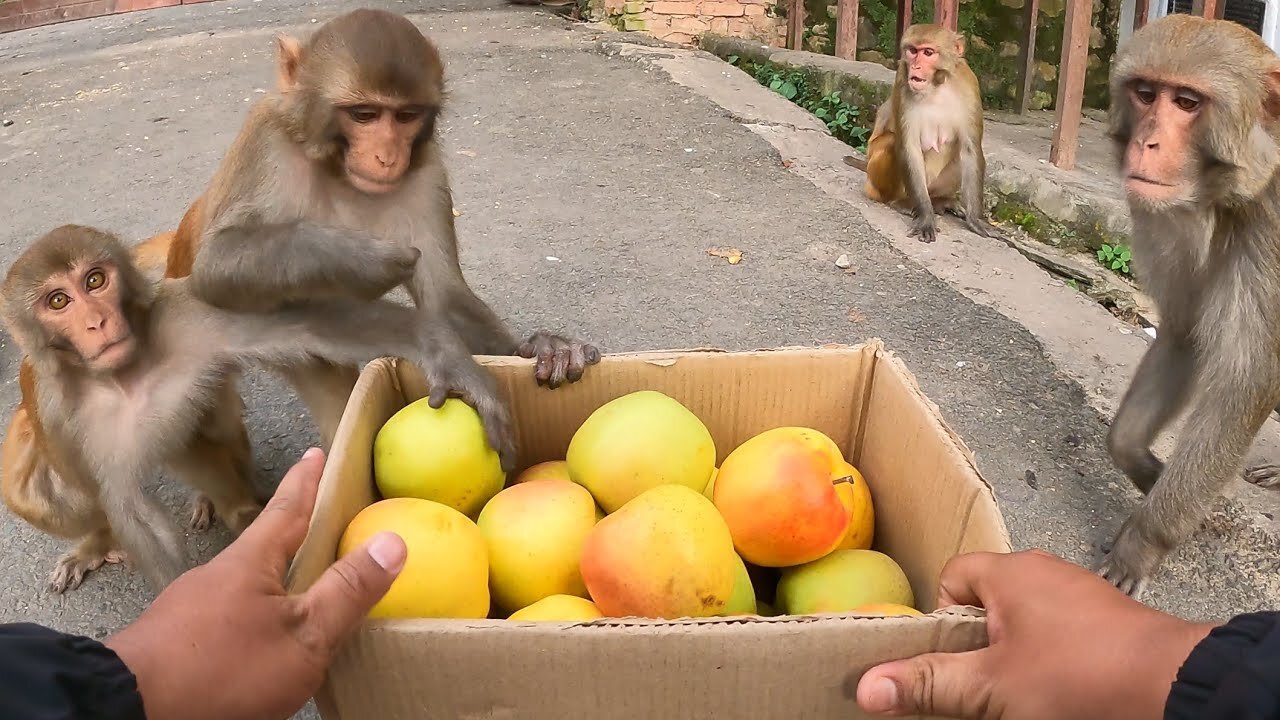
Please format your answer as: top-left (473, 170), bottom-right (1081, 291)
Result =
top-left (367, 532), bottom-right (407, 574)
top-left (863, 678), bottom-right (900, 713)
top-left (303, 447), bottom-right (323, 460)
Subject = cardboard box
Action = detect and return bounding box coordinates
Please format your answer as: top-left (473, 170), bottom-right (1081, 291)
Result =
top-left (286, 339), bottom-right (1012, 720)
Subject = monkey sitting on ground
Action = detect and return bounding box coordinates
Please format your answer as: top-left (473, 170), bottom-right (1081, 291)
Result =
top-left (157, 8), bottom-right (599, 475)
top-left (843, 24), bottom-right (999, 243)
top-left (1, 235), bottom-right (254, 592)
top-left (1098, 14), bottom-right (1280, 597)
top-left (0, 223), bottom-right (481, 594)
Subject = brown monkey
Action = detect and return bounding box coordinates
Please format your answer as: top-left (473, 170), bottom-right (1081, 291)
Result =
top-left (1099, 14), bottom-right (1280, 597)
top-left (159, 8), bottom-right (598, 471)
top-left (1, 235), bottom-right (253, 592)
top-left (0, 223), bottom-right (474, 593)
top-left (844, 24), bottom-right (998, 243)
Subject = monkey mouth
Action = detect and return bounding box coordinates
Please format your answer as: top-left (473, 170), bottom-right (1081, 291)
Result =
top-left (90, 335), bottom-right (135, 366)
top-left (908, 75), bottom-right (928, 88)
top-left (1126, 174), bottom-right (1174, 187)
top-left (346, 168), bottom-right (402, 195)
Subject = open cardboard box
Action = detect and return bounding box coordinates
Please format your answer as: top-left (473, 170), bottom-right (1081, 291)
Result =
top-left (286, 339), bottom-right (1012, 720)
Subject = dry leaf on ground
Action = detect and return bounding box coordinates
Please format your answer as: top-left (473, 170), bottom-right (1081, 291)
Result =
top-left (706, 247), bottom-right (744, 265)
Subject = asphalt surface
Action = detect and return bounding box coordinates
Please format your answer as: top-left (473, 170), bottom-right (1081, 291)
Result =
top-left (2, 2), bottom-right (1280, 717)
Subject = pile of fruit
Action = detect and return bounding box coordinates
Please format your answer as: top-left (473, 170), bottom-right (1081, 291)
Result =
top-left (340, 390), bottom-right (922, 622)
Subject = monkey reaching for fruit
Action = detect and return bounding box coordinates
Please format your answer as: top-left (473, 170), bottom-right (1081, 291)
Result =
top-left (844, 24), bottom-right (998, 243)
top-left (0, 223), bottom-right (476, 593)
top-left (1098, 14), bottom-right (1280, 597)
top-left (158, 8), bottom-right (598, 472)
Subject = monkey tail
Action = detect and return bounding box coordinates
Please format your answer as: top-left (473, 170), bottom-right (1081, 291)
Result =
top-left (843, 154), bottom-right (869, 171)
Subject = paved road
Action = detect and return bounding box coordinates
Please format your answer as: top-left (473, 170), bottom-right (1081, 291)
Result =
top-left (2, 2), bottom-right (1279, 716)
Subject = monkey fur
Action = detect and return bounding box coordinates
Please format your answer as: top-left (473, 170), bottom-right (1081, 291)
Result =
top-left (153, 8), bottom-right (599, 473)
top-left (847, 24), bottom-right (998, 243)
top-left (1099, 14), bottom-right (1280, 597)
top-left (0, 224), bottom-right (468, 593)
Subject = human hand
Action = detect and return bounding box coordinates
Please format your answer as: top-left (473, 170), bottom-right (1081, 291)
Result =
top-left (856, 549), bottom-right (1215, 720)
top-left (106, 447), bottom-right (407, 720)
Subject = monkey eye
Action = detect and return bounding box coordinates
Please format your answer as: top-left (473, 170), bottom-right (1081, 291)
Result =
top-left (1133, 82), bottom-right (1157, 105)
top-left (85, 269), bottom-right (106, 290)
top-left (47, 292), bottom-right (69, 310)
top-left (394, 107), bottom-right (426, 123)
top-left (346, 106), bottom-right (380, 123)
top-left (1173, 93), bottom-right (1201, 112)
top-left (922, 48), bottom-right (936, 57)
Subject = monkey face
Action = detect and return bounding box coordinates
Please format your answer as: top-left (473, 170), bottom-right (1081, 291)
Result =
top-left (1120, 78), bottom-right (1203, 206)
top-left (335, 103), bottom-right (433, 195)
top-left (35, 263), bottom-right (137, 372)
top-left (903, 43), bottom-right (941, 92)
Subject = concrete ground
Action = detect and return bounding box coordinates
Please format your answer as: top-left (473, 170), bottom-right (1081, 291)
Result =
top-left (3, 1), bottom-right (1280, 716)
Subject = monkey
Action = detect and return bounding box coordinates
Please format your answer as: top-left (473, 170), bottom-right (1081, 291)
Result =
top-left (1097, 13), bottom-right (1280, 598)
top-left (156, 8), bottom-right (599, 475)
top-left (0, 223), bottom-right (488, 593)
top-left (843, 24), bottom-right (998, 243)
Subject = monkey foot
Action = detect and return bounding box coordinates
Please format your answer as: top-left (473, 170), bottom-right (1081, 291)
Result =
top-left (189, 495), bottom-right (216, 532)
top-left (1096, 554), bottom-right (1149, 600)
top-left (48, 548), bottom-right (122, 593)
top-left (1244, 464), bottom-right (1280, 489)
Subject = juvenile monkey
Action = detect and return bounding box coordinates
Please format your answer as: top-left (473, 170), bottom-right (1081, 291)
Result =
top-left (159, 8), bottom-right (598, 471)
top-left (1099, 14), bottom-right (1280, 597)
top-left (844, 24), bottom-right (998, 242)
top-left (0, 223), bottom-right (469, 593)
top-left (2, 236), bottom-right (253, 592)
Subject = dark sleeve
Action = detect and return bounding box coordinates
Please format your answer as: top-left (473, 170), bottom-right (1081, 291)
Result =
top-left (1166, 611), bottom-right (1280, 719)
top-left (0, 622), bottom-right (146, 720)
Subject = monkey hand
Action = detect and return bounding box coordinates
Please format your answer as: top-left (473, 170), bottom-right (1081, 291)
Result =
top-left (347, 242), bottom-right (421, 301)
top-left (1097, 511), bottom-right (1170, 599)
top-left (104, 448), bottom-right (406, 720)
top-left (424, 360), bottom-right (518, 472)
top-left (963, 216), bottom-right (1004, 240)
top-left (517, 331), bottom-right (602, 389)
top-left (856, 550), bottom-right (1212, 720)
top-left (907, 212), bottom-right (938, 243)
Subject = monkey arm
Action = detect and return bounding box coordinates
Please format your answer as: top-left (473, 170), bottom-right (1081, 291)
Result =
top-left (94, 453), bottom-right (188, 592)
top-left (896, 130), bottom-right (938, 243)
top-left (955, 136), bottom-right (999, 239)
top-left (189, 214), bottom-right (421, 312)
top-left (1099, 363), bottom-right (1279, 597)
top-left (193, 294), bottom-right (517, 470)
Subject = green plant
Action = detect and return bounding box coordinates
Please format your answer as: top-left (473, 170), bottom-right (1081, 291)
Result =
top-left (808, 91), bottom-right (870, 148)
top-left (1097, 243), bottom-right (1133, 275)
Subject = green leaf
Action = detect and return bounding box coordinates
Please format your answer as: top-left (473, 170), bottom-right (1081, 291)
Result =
top-left (1111, 259), bottom-right (1122, 270)
top-left (727, 54), bottom-right (739, 64)
top-left (780, 81), bottom-right (798, 99)
top-left (769, 78), bottom-right (784, 91)
top-left (814, 108), bottom-right (829, 119)
top-left (1119, 249), bottom-right (1132, 262)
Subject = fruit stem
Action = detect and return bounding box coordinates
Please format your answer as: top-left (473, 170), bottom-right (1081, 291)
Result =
top-left (832, 475), bottom-right (853, 486)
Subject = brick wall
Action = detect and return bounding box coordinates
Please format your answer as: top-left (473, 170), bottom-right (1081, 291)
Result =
top-left (0, 0), bottom-right (222, 34)
top-left (603, 0), bottom-right (785, 46)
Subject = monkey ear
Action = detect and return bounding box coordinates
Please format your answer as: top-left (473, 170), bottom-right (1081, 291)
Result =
top-left (1264, 67), bottom-right (1280, 121)
top-left (954, 34), bottom-right (967, 57)
top-left (276, 35), bottom-right (304, 93)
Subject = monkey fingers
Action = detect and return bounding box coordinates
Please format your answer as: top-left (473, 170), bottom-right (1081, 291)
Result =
top-left (517, 332), bottom-right (602, 388)
top-left (424, 364), bottom-right (518, 472)
top-left (189, 494), bottom-right (216, 532)
top-left (907, 214), bottom-right (938, 243)
top-left (963, 216), bottom-right (1004, 240)
top-left (1244, 464), bottom-right (1280, 489)
top-left (1095, 513), bottom-right (1167, 599)
top-left (48, 534), bottom-right (127, 593)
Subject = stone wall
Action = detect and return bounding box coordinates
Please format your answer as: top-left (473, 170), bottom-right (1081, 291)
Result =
top-left (0, 0), bottom-right (220, 34)
top-left (599, 0), bottom-right (787, 46)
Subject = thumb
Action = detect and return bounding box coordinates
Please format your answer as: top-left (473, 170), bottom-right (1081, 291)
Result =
top-left (857, 650), bottom-right (991, 718)
top-left (301, 531), bottom-right (407, 654)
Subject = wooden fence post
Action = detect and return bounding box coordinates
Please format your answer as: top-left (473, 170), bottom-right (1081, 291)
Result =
top-left (1133, 0), bottom-right (1148, 30)
top-left (934, 0), bottom-right (959, 30)
top-left (788, 0), bottom-right (806, 50)
top-left (1014, 0), bottom-right (1041, 113)
top-left (835, 0), bottom-right (860, 59)
top-left (896, 0), bottom-right (913, 49)
top-left (1049, 0), bottom-right (1091, 169)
